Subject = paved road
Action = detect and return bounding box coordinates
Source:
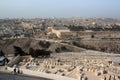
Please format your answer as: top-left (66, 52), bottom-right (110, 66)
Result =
top-left (0, 72), bottom-right (50, 80)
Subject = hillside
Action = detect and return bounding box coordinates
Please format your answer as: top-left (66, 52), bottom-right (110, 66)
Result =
top-left (0, 38), bottom-right (84, 55)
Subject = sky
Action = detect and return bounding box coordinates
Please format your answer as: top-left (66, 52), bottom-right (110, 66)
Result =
top-left (0, 0), bottom-right (120, 19)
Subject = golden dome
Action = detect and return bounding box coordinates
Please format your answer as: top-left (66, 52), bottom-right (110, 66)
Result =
top-left (92, 21), bottom-right (96, 25)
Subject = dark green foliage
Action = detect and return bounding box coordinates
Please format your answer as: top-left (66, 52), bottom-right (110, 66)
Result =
top-left (67, 25), bottom-right (85, 31)
top-left (61, 46), bottom-right (67, 51)
top-left (72, 41), bottom-right (81, 47)
top-left (0, 50), bottom-right (5, 56)
top-left (65, 23), bottom-right (120, 31)
top-left (29, 48), bottom-right (35, 57)
top-left (13, 46), bottom-right (25, 56)
top-left (55, 46), bottom-right (69, 53)
top-left (46, 42), bottom-right (51, 48)
top-left (91, 34), bottom-right (95, 38)
top-left (55, 48), bottom-right (61, 53)
top-left (29, 48), bottom-right (51, 58)
top-left (39, 41), bottom-right (51, 48)
top-left (88, 24), bottom-right (120, 31)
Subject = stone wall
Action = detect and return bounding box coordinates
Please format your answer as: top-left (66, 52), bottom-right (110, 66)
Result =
top-left (7, 66), bottom-right (77, 80)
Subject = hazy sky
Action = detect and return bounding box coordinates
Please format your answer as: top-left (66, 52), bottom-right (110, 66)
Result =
top-left (0, 0), bottom-right (120, 18)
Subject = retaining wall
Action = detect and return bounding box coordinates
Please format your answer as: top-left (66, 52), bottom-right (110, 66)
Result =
top-left (7, 66), bottom-right (77, 80)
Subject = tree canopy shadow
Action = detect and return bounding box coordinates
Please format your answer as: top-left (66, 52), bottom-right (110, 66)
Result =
top-left (29, 48), bottom-right (51, 58)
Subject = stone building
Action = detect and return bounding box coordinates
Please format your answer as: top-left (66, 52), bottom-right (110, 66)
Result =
top-left (47, 27), bottom-right (76, 39)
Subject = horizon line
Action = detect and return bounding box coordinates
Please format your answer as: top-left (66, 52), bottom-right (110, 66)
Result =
top-left (0, 17), bottom-right (120, 20)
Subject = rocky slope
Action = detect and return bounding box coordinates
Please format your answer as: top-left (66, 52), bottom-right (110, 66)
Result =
top-left (0, 38), bottom-right (84, 55)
